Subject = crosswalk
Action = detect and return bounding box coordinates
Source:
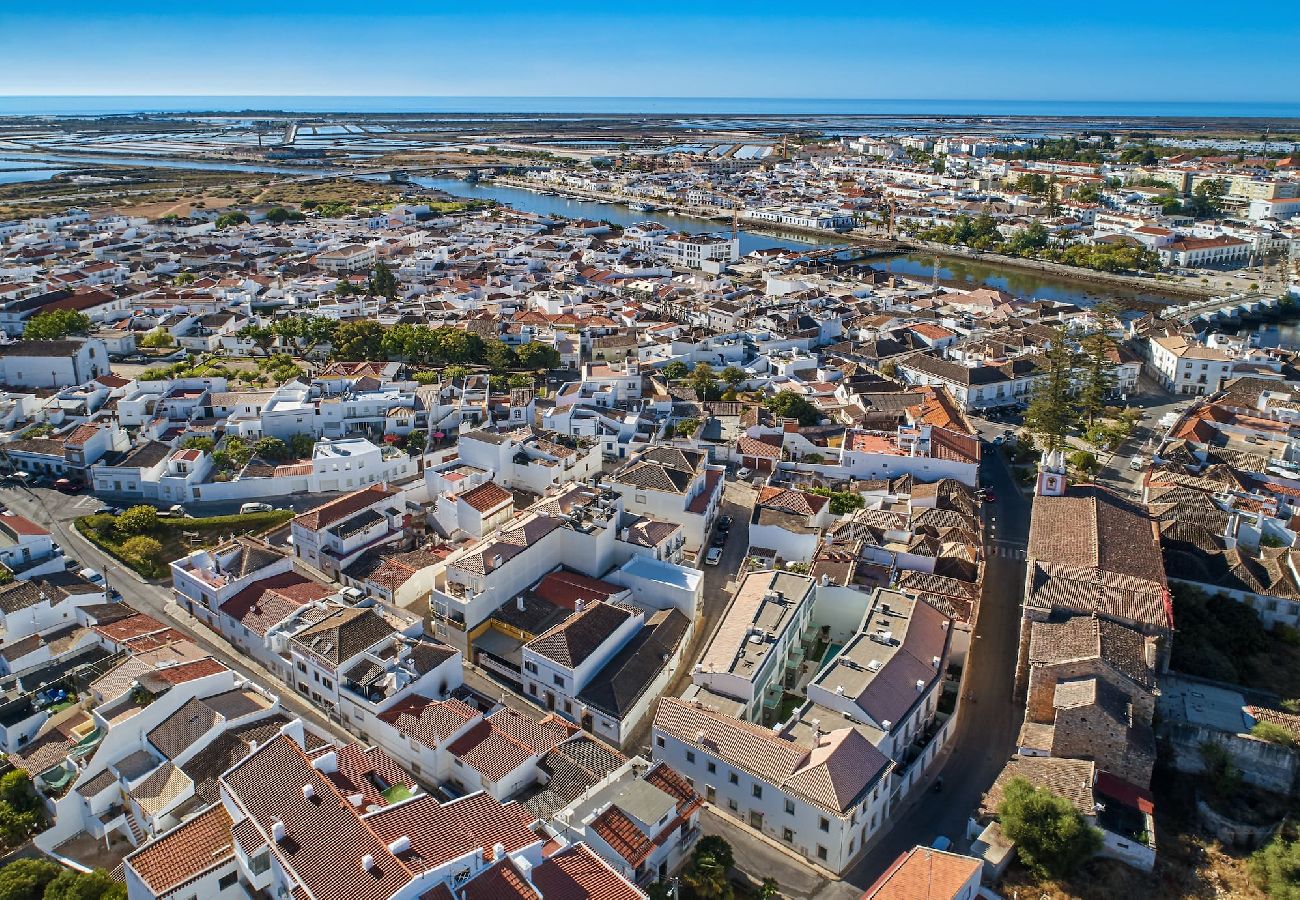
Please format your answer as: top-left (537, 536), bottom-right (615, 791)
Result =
top-left (988, 545), bottom-right (1026, 559)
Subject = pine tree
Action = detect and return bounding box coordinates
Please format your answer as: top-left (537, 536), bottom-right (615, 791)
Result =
top-left (1025, 327), bottom-right (1079, 453)
top-left (1078, 302), bottom-right (1119, 425)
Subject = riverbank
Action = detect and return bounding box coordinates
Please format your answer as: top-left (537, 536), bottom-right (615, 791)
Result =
top-left (482, 175), bottom-right (1212, 304)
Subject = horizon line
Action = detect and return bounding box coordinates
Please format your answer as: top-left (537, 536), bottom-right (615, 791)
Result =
top-left (0, 94), bottom-right (1294, 105)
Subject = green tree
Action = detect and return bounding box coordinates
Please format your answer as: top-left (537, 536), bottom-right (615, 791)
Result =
top-left (514, 343), bottom-right (560, 370)
top-left (369, 261), bottom-right (399, 299)
top-left (254, 437), bottom-right (290, 461)
top-left (681, 851), bottom-right (731, 900)
top-left (1025, 329), bottom-right (1079, 453)
top-left (238, 324), bottom-right (276, 356)
top-left (0, 771), bottom-right (37, 813)
top-left (115, 505), bottom-right (159, 536)
top-left (0, 804), bottom-right (37, 848)
top-left (720, 365), bottom-right (746, 390)
top-left (1252, 834), bottom-right (1300, 899)
top-left (23, 310), bottom-right (91, 341)
top-left (765, 390), bottom-right (820, 427)
top-left (507, 373), bottom-right (533, 389)
top-left (288, 433), bottom-right (316, 458)
top-left (694, 836), bottom-right (734, 871)
top-left (484, 339), bottom-right (516, 372)
top-left (1187, 178), bottom-right (1228, 219)
top-left (264, 206), bottom-right (305, 224)
top-left (756, 878), bottom-right (781, 900)
top-left (0, 857), bottom-right (61, 900)
top-left (42, 868), bottom-right (126, 900)
top-left (662, 360), bottom-right (689, 381)
top-left (1077, 302), bottom-right (1119, 426)
top-left (997, 777), bottom-right (1101, 880)
top-left (331, 320), bottom-right (384, 361)
top-left (120, 536), bottom-right (163, 565)
top-left (215, 211), bottom-right (249, 229)
top-left (445, 365), bottom-right (469, 382)
top-left (172, 272), bottom-right (195, 286)
top-left (1068, 449), bottom-right (1099, 477)
top-left (689, 363), bottom-right (717, 400)
top-left (180, 436), bottom-right (215, 453)
top-left (138, 329), bottom-right (174, 349)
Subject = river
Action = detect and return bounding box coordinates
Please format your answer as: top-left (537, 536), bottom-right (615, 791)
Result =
top-left (413, 177), bottom-right (1187, 307)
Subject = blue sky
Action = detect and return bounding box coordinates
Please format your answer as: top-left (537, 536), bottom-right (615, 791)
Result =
top-left (1, 1), bottom-right (1293, 101)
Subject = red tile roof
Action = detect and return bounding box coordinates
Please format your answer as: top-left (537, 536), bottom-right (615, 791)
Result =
top-left (460, 481), bottom-right (514, 514)
top-left (363, 792), bottom-right (538, 874)
top-left (125, 802), bottom-right (234, 895)
top-left (294, 485), bottom-right (396, 532)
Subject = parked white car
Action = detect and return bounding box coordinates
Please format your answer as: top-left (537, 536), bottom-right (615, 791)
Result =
top-left (703, 547), bottom-right (723, 566)
top-left (240, 502), bottom-right (274, 513)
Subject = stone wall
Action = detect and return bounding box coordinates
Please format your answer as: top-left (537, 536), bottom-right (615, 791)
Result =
top-left (1196, 797), bottom-right (1282, 849)
top-left (1165, 722), bottom-right (1298, 795)
top-left (1026, 660), bottom-right (1156, 725)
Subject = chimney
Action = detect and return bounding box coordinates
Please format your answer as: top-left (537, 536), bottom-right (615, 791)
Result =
top-left (517, 594), bottom-right (526, 612)
top-left (387, 835), bottom-right (412, 856)
top-left (272, 820), bottom-right (286, 843)
top-left (302, 784), bottom-right (317, 802)
top-left (916, 679), bottom-right (925, 692)
top-left (493, 842), bottom-right (506, 861)
top-left (575, 597), bottom-right (585, 613)
top-left (311, 750), bottom-right (338, 775)
top-left (361, 854), bottom-right (376, 873)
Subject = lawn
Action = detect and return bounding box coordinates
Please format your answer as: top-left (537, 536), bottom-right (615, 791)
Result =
top-left (75, 509), bottom-right (294, 579)
top-left (382, 784), bottom-right (414, 804)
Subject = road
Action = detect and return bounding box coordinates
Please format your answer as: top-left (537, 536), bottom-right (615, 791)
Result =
top-left (0, 483), bottom-right (351, 743)
top-left (624, 476), bottom-right (755, 756)
top-left (812, 447), bottom-right (1030, 897)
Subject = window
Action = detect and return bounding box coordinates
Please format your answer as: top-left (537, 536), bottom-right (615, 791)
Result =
top-left (707, 761), bottom-right (716, 774)
top-left (817, 845), bottom-right (828, 861)
top-left (819, 817), bottom-right (829, 832)
top-left (218, 872), bottom-right (238, 890)
top-left (297, 662), bottom-right (307, 674)
top-left (728, 772), bottom-right (739, 785)
top-left (656, 736), bottom-right (665, 748)
top-left (752, 784), bottom-right (762, 799)
top-left (524, 661), bottom-right (538, 675)
top-left (727, 798), bottom-right (738, 812)
top-left (782, 828), bottom-right (794, 843)
top-left (321, 678), bottom-right (332, 690)
top-left (249, 851), bottom-right (271, 875)
top-left (785, 799), bottom-right (795, 815)
top-left (686, 751), bottom-right (696, 764)
top-left (552, 674), bottom-right (565, 687)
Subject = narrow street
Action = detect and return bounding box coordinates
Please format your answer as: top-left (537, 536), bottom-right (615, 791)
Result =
top-left (822, 446), bottom-right (1031, 897)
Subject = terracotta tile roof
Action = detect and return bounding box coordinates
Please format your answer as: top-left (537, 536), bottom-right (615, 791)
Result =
top-left (290, 607), bottom-right (395, 668)
top-left (864, 846), bottom-right (981, 899)
top-left (148, 697), bottom-right (220, 760)
top-left (125, 802), bottom-right (234, 896)
top-left (530, 843), bottom-right (644, 900)
top-left (460, 859), bottom-right (539, 899)
top-left (738, 434), bottom-right (782, 460)
top-left (981, 755), bottom-right (1095, 818)
top-left (756, 485), bottom-right (827, 517)
top-left (363, 792), bottom-right (538, 874)
top-left (449, 707), bottom-right (571, 784)
top-left (93, 611), bottom-right (171, 644)
top-left (591, 805), bottom-right (656, 867)
top-left (533, 570), bottom-right (625, 611)
top-left (459, 481), bottom-right (514, 514)
top-left (377, 695), bottom-right (480, 751)
top-left (294, 485), bottom-right (397, 532)
top-left (220, 571), bottom-right (332, 637)
top-left (527, 600), bottom-right (636, 668)
top-left (223, 735), bottom-right (412, 900)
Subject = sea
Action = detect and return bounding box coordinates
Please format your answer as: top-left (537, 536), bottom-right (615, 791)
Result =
top-left (1, 96), bottom-right (1299, 119)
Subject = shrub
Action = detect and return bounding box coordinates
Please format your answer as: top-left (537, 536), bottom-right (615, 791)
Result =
top-left (115, 505), bottom-right (158, 536)
top-left (119, 536), bottom-right (163, 565)
top-left (1251, 721), bottom-right (1297, 747)
top-left (997, 777), bottom-right (1101, 879)
top-left (1252, 835), bottom-right (1300, 899)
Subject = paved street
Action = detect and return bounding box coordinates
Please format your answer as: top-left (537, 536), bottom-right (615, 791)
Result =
top-left (816, 447), bottom-right (1031, 897)
top-left (625, 476), bottom-right (754, 756)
